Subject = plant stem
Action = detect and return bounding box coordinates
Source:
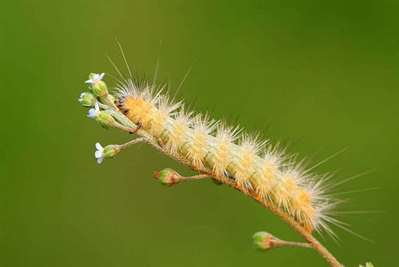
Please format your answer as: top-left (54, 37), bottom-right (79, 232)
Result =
top-left (119, 137), bottom-right (145, 150)
top-left (269, 239), bottom-right (312, 249)
top-left (182, 174), bottom-right (209, 180)
top-left (274, 240), bottom-right (311, 249)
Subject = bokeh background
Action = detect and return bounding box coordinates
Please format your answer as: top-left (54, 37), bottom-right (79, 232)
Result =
top-left (1, 0), bottom-right (399, 266)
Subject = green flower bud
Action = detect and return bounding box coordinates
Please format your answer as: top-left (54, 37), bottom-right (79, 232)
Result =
top-left (96, 111), bottom-right (116, 127)
top-left (253, 231), bottom-right (273, 251)
top-left (78, 92), bottom-right (97, 107)
top-left (103, 145), bottom-right (121, 158)
top-left (85, 73), bottom-right (108, 97)
top-left (154, 168), bottom-right (181, 186)
top-left (92, 80), bottom-right (108, 97)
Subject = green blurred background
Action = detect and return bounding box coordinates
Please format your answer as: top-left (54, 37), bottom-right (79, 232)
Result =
top-left (1, 0), bottom-right (398, 266)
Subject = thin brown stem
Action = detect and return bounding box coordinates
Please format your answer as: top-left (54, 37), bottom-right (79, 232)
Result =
top-left (275, 240), bottom-right (311, 249)
top-left (182, 174), bottom-right (209, 180)
top-left (119, 137), bottom-right (145, 150)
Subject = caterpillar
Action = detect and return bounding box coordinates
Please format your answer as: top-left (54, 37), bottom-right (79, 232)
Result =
top-left (114, 78), bottom-right (336, 234)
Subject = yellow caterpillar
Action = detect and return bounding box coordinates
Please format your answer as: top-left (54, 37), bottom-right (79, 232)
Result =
top-left (115, 79), bottom-right (334, 234)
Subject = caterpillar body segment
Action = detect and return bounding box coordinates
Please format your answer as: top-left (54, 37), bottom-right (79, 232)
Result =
top-left (116, 79), bottom-right (333, 233)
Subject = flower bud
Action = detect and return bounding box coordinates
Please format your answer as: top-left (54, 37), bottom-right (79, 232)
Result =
top-left (95, 143), bottom-right (121, 164)
top-left (154, 168), bottom-right (181, 186)
top-left (96, 111), bottom-right (116, 127)
top-left (103, 145), bottom-right (121, 158)
top-left (253, 231), bottom-right (273, 251)
top-left (78, 92), bottom-right (97, 107)
top-left (92, 80), bottom-right (108, 97)
top-left (86, 73), bottom-right (108, 97)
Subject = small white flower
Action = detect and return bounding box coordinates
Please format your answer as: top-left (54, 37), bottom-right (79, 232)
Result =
top-left (85, 73), bottom-right (105, 85)
top-left (95, 142), bottom-right (104, 164)
top-left (87, 102), bottom-right (100, 118)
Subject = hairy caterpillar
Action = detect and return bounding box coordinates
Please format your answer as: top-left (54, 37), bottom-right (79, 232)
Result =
top-left (115, 79), bottom-right (336, 234)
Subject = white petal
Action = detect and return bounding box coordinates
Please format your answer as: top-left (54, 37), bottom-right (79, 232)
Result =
top-left (87, 109), bottom-right (97, 118)
top-left (96, 157), bottom-right (104, 164)
top-left (95, 142), bottom-right (103, 150)
top-left (85, 79), bottom-right (93, 84)
top-left (94, 102), bottom-right (100, 111)
top-left (95, 150), bottom-right (103, 159)
top-left (99, 73), bottom-right (105, 79)
top-left (78, 93), bottom-right (84, 102)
